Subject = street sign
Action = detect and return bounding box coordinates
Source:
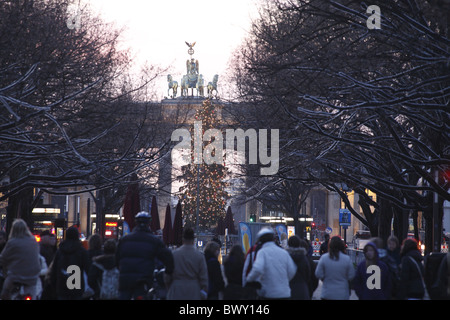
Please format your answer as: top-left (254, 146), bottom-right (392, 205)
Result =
top-left (339, 209), bottom-right (351, 226)
top-left (325, 227), bottom-right (332, 234)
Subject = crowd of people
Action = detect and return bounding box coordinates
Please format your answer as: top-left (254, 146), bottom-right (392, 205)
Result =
top-left (0, 214), bottom-right (449, 300)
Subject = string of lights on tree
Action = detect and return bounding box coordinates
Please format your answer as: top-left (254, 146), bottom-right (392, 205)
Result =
top-left (179, 99), bottom-right (229, 230)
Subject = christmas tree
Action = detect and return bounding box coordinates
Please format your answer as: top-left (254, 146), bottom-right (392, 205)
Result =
top-left (179, 99), bottom-right (229, 231)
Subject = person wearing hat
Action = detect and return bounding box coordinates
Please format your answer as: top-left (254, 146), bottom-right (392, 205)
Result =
top-left (244, 227), bottom-right (297, 299)
top-left (353, 241), bottom-right (391, 300)
top-left (165, 227), bottom-right (208, 300)
top-left (116, 211), bottom-right (174, 299)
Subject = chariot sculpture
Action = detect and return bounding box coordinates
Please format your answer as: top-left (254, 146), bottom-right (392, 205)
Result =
top-left (166, 42), bottom-right (219, 99)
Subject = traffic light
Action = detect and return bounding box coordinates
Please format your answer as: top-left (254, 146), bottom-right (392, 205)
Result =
top-left (249, 214), bottom-right (256, 222)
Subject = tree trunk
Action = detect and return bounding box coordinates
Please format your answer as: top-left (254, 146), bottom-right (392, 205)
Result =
top-left (392, 206), bottom-right (408, 244)
top-left (357, 195), bottom-right (378, 236)
top-left (6, 187), bottom-right (34, 236)
top-left (412, 210), bottom-right (419, 241)
top-left (424, 206), bottom-right (433, 255)
top-left (378, 198), bottom-right (393, 247)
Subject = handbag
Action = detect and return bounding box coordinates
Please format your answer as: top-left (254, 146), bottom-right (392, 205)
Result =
top-left (408, 256), bottom-right (430, 300)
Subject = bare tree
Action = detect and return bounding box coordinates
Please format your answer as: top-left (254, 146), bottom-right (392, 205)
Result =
top-left (229, 0), bottom-right (449, 249)
top-left (0, 1), bottom-right (171, 233)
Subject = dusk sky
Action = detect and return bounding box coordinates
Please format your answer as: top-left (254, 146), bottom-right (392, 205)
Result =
top-left (86, 0), bottom-right (260, 99)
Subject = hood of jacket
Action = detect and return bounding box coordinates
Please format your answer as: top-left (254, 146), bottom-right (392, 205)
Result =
top-left (363, 241), bottom-right (380, 261)
top-left (59, 239), bottom-right (83, 255)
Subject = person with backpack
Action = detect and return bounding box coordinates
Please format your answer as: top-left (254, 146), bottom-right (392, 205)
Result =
top-left (116, 211), bottom-right (174, 299)
top-left (49, 226), bottom-right (91, 300)
top-left (88, 239), bottom-right (119, 300)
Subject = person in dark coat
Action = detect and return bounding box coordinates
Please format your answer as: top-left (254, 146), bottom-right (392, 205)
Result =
top-left (0, 230), bottom-right (7, 253)
top-left (397, 238), bottom-right (425, 300)
top-left (223, 244), bottom-right (245, 299)
top-left (299, 239), bottom-right (319, 297)
top-left (320, 234), bottom-right (330, 256)
top-left (387, 235), bottom-right (401, 269)
top-left (287, 235), bottom-right (311, 300)
top-left (433, 252), bottom-right (450, 300)
top-left (116, 212), bottom-right (174, 299)
top-left (353, 242), bottom-right (391, 300)
top-left (39, 230), bottom-right (56, 267)
top-left (88, 239), bottom-right (117, 299)
top-left (87, 234), bottom-right (103, 262)
top-left (49, 226), bottom-right (91, 300)
top-left (371, 237), bottom-right (400, 299)
top-left (204, 240), bottom-right (225, 300)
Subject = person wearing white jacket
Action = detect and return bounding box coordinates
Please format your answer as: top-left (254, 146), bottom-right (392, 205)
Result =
top-left (245, 228), bottom-right (297, 299)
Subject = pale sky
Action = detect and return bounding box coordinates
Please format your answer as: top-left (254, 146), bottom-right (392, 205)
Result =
top-left (84, 0), bottom-right (260, 99)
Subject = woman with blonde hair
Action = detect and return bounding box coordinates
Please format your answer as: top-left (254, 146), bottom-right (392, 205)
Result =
top-left (0, 219), bottom-right (41, 299)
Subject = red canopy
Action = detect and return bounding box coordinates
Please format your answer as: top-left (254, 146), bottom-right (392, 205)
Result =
top-left (150, 196), bottom-right (160, 233)
top-left (173, 201), bottom-right (183, 247)
top-left (162, 204), bottom-right (173, 245)
top-left (224, 206), bottom-right (236, 234)
top-left (122, 181), bottom-right (140, 232)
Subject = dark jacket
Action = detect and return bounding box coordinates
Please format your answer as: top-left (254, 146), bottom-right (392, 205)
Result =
top-left (304, 253), bottom-right (319, 297)
top-left (116, 227), bottom-right (174, 291)
top-left (40, 243), bottom-right (56, 267)
top-left (287, 247), bottom-right (311, 300)
top-left (434, 253), bottom-right (450, 300)
top-left (398, 249), bottom-right (425, 300)
top-left (387, 247), bottom-right (401, 267)
top-left (353, 260), bottom-right (391, 300)
top-left (88, 254), bottom-right (116, 299)
top-left (223, 253), bottom-right (244, 299)
top-left (204, 251), bottom-right (225, 300)
top-left (88, 249), bottom-right (103, 262)
top-left (320, 240), bottom-right (329, 255)
top-left (50, 239), bottom-right (90, 300)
